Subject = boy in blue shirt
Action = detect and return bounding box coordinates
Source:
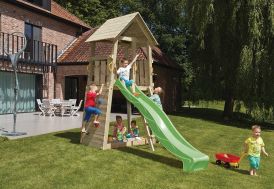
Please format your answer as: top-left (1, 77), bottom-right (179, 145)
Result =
top-left (149, 87), bottom-right (163, 109)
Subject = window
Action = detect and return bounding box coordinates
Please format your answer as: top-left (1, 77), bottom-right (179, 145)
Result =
top-left (24, 23), bottom-right (42, 62)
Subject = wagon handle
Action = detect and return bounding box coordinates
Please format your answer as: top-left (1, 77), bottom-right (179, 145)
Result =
top-left (239, 152), bottom-right (247, 162)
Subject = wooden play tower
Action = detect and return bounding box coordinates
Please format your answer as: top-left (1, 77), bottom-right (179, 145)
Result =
top-left (81, 12), bottom-right (158, 149)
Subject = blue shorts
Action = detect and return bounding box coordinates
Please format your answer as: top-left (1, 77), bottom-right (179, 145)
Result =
top-left (84, 106), bottom-right (101, 121)
top-left (248, 155), bottom-right (260, 170)
top-left (120, 77), bottom-right (134, 87)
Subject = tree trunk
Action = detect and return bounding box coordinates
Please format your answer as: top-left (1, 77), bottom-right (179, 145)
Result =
top-left (223, 95), bottom-right (234, 120)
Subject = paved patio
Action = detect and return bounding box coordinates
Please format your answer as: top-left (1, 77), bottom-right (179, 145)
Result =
top-left (0, 112), bottom-right (139, 139)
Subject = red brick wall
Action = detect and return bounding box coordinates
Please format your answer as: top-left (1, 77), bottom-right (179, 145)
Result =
top-left (0, 1), bottom-right (84, 99)
top-left (0, 1), bottom-right (79, 53)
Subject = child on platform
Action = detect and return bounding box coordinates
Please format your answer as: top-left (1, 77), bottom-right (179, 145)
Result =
top-left (244, 125), bottom-right (268, 176)
top-left (113, 115), bottom-right (127, 142)
top-left (117, 54), bottom-right (140, 93)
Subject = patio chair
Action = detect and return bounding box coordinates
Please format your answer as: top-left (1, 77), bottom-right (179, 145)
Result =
top-left (43, 99), bottom-right (57, 117)
top-left (71, 100), bottom-right (83, 116)
top-left (61, 100), bottom-right (73, 117)
top-left (69, 99), bottom-right (77, 107)
top-left (36, 99), bottom-right (46, 116)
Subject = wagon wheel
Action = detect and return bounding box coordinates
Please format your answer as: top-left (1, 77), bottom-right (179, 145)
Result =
top-left (216, 160), bottom-right (221, 165)
top-left (224, 162), bottom-right (230, 168)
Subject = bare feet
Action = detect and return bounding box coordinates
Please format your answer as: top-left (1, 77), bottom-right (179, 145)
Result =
top-left (250, 170), bottom-right (254, 176)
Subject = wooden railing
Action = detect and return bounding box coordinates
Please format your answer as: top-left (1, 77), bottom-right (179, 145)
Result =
top-left (88, 59), bottom-right (150, 87)
top-left (0, 31), bottom-right (57, 70)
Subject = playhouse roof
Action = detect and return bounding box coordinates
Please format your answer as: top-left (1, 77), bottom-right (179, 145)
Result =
top-left (85, 12), bottom-right (158, 46)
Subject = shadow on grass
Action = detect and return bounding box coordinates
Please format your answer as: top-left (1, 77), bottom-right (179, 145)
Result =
top-left (116, 146), bottom-right (182, 169)
top-left (170, 107), bottom-right (274, 131)
top-left (54, 131), bottom-right (81, 144)
top-left (210, 162), bottom-right (249, 175)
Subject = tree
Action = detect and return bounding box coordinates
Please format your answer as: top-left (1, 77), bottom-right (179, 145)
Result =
top-left (187, 0), bottom-right (274, 120)
top-left (55, 0), bottom-right (189, 66)
top-left (54, 0), bottom-right (123, 27)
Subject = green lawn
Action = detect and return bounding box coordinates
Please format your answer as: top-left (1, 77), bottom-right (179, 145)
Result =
top-left (1, 106), bottom-right (273, 189)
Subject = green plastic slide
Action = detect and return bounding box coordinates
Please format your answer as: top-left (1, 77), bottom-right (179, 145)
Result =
top-left (115, 79), bottom-right (209, 172)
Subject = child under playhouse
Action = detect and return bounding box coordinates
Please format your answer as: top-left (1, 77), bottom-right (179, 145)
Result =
top-left (81, 12), bottom-right (209, 172)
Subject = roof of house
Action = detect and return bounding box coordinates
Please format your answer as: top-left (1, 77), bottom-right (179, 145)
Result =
top-left (14, 0), bottom-right (90, 29)
top-left (51, 1), bottom-right (90, 29)
top-left (85, 12), bottom-right (158, 46)
top-left (58, 29), bottom-right (181, 70)
top-left (151, 47), bottom-right (181, 69)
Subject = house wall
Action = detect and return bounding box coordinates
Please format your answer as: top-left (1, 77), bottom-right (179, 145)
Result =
top-left (0, 1), bottom-right (79, 53)
top-left (56, 65), bottom-right (88, 100)
top-left (0, 1), bottom-right (83, 99)
top-left (153, 65), bottom-right (182, 113)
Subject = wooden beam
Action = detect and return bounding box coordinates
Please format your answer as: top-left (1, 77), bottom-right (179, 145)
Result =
top-left (131, 38), bottom-right (137, 92)
top-left (126, 38), bottom-right (137, 128)
top-left (141, 115), bottom-right (155, 151)
top-left (102, 40), bottom-right (119, 149)
top-left (146, 44), bottom-right (153, 87)
top-left (119, 36), bottom-right (136, 42)
top-left (127, 101), bottom-right (132, 132)
top-left (91, 56), bottom-right (108, 61)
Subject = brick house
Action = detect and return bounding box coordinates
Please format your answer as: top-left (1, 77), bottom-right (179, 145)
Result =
top-left (0, 0), bottom-right (90, 113)
top-left (0, 0), bottom-right (182, 114)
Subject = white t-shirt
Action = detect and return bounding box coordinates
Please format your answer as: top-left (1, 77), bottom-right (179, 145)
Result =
top-left (117, 65), bottom-right (132, 80)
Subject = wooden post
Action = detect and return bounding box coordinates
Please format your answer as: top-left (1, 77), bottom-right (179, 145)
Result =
top-left (146, 44), bottom-right (153, 87)
top-left (141, 115), bottom-right (155, 151)
top-left (126, 39), bottom-right (137, 130)
top-left (127, 102), bottom-right (132, 132)
top-left (88, 42), bottom-right (96, 84)
top-left (131, 39), bottom-right (137, 92)
top-left (102, 40), bottom-right (118, 149)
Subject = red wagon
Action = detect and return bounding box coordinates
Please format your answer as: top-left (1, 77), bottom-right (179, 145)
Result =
top-left (215, 153), bottom-right (245, 168)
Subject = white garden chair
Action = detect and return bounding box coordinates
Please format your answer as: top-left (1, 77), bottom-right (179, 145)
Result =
top-left (70, 100), bottom-right (83, 116)
top-left (43, 99), bottom-right (57, 117)
top-left (69, 99), bottom-right (77, 108)
top-left (60, 100), bottom-right (73, 117)
top-left (36, 99), bottom-right (46, 116)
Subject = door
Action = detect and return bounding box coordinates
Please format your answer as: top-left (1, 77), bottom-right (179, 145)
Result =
top-left (0, 71), bottom-right (36, 114)
top-left (65, 77), bottom-right (79, 100)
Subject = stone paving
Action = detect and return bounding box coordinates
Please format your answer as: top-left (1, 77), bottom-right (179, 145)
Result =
top-left (0, 112), bottom-right (139, 139)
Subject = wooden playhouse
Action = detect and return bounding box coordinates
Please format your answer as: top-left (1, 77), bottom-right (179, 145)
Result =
top-left (81, 12), bottom-right (158, 149)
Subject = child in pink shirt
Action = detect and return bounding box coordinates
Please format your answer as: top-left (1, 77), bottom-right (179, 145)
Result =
top-left (113, 115), bottom-right (126, 142)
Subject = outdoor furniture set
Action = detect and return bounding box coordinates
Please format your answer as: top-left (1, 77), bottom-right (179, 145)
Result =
top-left (36, 99), bottom-right (83, 117)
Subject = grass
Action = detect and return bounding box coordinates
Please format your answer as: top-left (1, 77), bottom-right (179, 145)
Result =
top-left (1, 104), bottom-right (274, 189)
